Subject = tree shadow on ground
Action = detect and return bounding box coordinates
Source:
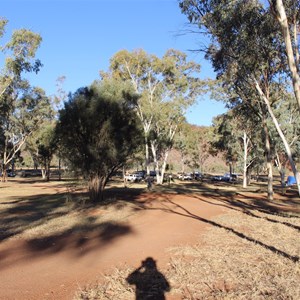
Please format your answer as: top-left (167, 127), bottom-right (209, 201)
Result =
top-left (1, 179), bottom-right (299, 269)
top-left (0, 189), bottom-right (136, 270)
top-left (158, 181), bottom-right (300, 216)
top-left (120, 182), bottom-right (300, 264)
top-left (132, 194), bottom-right (299, 263)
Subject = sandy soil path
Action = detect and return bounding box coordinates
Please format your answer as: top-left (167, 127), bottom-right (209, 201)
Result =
top-left (0, 193), bottom-right (228, 300)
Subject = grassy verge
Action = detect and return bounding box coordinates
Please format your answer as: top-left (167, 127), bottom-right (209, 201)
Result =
top-left (1, 177), bottom-right (299, 299)
top-left (0, 178), bottom-right (139, 241)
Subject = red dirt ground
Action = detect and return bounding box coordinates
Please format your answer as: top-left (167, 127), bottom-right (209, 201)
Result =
top-left (0, 190), bottom-right (230, 300)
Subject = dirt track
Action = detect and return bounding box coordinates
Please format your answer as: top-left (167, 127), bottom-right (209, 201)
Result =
top-left (0, 192), bottom-right (228, 300)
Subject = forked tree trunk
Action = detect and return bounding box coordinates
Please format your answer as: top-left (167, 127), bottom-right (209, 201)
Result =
top-left (255, 79), bottom-right (300, 197)
top-left (274, 0), bottom-right (300, 113)
top-left (150, 140), bottom-right (171, 185)
top-left (150, 141), bottom-right (161, 184)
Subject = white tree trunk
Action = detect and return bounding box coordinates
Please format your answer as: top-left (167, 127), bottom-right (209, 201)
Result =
top-left (242, 131), bottom-right (249, 188)
top-left (255, 79), bottom-right (300, 197)
top-left (145, 136), bottom-right (150, 175)
top-left (275, 0), bottom-right (300, 112)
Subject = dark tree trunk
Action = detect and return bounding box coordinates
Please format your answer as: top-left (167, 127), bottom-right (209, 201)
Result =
top-left (46, 161), bottom-right (50, 181)
top-left (88, 175), bottom-right (105, 202)
top-left (58, 157), bottom-right (61, 181)
top-left (263, 117), bottom-right (273, 201)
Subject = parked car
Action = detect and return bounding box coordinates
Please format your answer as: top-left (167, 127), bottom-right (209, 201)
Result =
top-left (0, 170), bottom-right (16, 177)
top-left (7, 170), bottom-right (16, 177)
top-left (212, 174), bottom-right (224, 181)
top-left (177, 173), bottom-right (192, 180)
top-left (135, 170), bottom-right (146, 179)
top-left (149, 171), bottom-right (157, 177)
top-left (124, 173), bottom-right (143, 182)
top-left (286, 176), bottom-right (296, 186)
top-left (212, 173), bottom-right (238, 182)
top-left (194, 172), bottom-right (203, 180)
top-left (21, 169), bottom-right (42, 177)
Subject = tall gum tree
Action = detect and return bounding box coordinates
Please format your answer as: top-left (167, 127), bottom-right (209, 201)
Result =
top-left (179, 0), bottom-right (300, 198)
top-left (1, 86), bottom-right (52, 181)
top-left (101, 49), bottom-right (204, 183)
top-left (270, 0), bottom-right (300, 112)
top-left (0, 18), bottom-right (45, 180)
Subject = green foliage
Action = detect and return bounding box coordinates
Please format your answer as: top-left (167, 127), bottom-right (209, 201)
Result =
top-left (0, 17), bottom-right (47, 179)
top-left (179, 0), bottom-right (300, 193)
top-left (56, 79), bottom-right (142, 202)
top-left (175, 122), bottom-right (213, 172)
top-left (26, 122), bottom-right (57, 180)
top-left (102, 48), bottom-right (204, 181)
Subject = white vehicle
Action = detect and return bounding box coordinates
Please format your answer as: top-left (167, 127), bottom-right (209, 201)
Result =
top-left (124, 173), bottom-right (143, 182)
top-left (177, 173), bottom-right (192, 180)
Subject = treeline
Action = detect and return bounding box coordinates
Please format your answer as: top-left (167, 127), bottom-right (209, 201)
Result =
top-left (180, 0), bottom-right (300, 200)
top-left (1, 0), bottom-right (300, 202)
top-left (0, 17), bottom-right (205, 201)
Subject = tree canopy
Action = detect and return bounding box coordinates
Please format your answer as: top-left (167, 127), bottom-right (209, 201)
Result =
top-left (56, 79), bottom-right (142, 201)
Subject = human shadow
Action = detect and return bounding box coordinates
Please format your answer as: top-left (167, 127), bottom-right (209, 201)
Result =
top-left (127, 257), bottom-right (170, 300)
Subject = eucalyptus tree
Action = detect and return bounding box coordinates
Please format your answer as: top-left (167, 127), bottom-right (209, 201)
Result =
top-left (179, 0), bottom-right (300, 197)
top-left (0, 86), bottom-right (52, 181)
top-left (56, 79), bottom-right (142, 202)
top-left (176, 124), bottom-right (213, 173)
top-left (25, 122), bottom-right (57, 181)
top-left (0, 17), bottom-right (46, 180)
top-left (186, 125), bottom-right (213, 173)
top-left (269, 0), bottom-right (300, 112)
top-left (100, 49), bottom-right (204, 182)
top-left (174, 122), bottom-right (191, 173)
top-left (0, 18), bottom-right (42, 97)
top-left (270, 91), bottom-right (300, 186)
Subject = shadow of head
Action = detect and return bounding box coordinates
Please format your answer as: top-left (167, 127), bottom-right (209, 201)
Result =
top-left (141, 257), bottom-right (156, 269)
top-left (127, 256), bottom-right (170, 299)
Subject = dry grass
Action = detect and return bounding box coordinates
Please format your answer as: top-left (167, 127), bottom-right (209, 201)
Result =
top-left (168, 210), bottom-right (300, 299)
top-left (75, 209), bottom-right (300, 300)
top-left (74, 268), bottom-right (134, 300)
top-left (0, 178), bottom-right (138, 241)
top-left (1, 177), bottom-right (300, 299)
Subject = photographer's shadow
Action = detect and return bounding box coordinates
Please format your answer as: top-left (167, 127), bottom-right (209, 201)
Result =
top-left (127, 257), bottom-right (170, 300)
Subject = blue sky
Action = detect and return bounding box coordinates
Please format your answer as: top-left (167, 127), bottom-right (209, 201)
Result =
top-left (1, 0), bottom-right (226, 126)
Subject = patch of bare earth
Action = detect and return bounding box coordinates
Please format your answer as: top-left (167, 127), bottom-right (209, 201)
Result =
top-left (0, 178), bottom-right (299, 299)
top-left (76, 197), bottom-right (300, 300)
top-left (0, 179), bottom-right (227, 300)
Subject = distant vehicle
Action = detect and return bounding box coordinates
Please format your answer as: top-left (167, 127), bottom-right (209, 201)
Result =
top-left (149, 171), bottom-right (157, 177)
top-left (7, 170), bottom-right (16, 177)
top-left (194, 172), bottom-right (203, 180)
top-left (21, 169), bottom-right (42, 177)
top-left (212, 175), bottom-right (224, 181)
top-left (0, 170), bottom-right (16, 177)
top-left (134, 170), bottom-right (146, 179)
top-left (178, 173), bottom-right (192, 180)
top-left (124, 173), bottom-right (143, 182)
top-left (286, 176), bottom-right (296, 186)
top-left (212, 173), bottom-right (238, 182)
